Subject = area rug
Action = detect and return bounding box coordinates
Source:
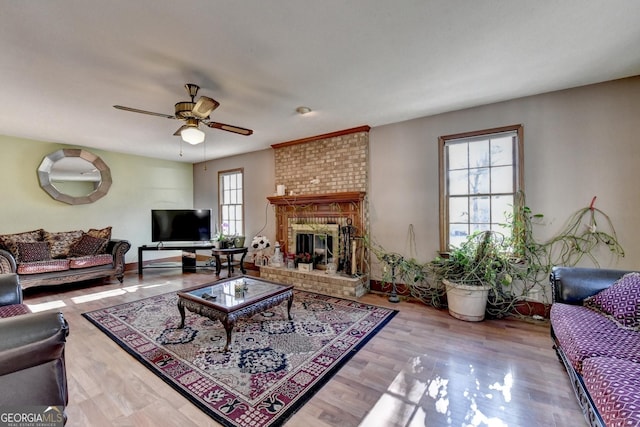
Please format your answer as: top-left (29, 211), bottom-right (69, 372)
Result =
top-left (82, 289), bottom-right (397, 427)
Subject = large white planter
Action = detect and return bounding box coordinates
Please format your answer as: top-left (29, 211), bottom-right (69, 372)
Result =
top-left (443, 279), bottom-right (491, 322)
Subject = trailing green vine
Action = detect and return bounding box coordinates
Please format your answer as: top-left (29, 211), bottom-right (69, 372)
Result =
top-left (542, 196), bottom-right (624, 267)
top-left (369, 193), bottom-right (625, 319)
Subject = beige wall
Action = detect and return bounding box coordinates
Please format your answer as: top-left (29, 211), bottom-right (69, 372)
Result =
top-left (194, 148), bottom-right (276, 242)
top-left (0, 136), bottom-right (194, 263)
top-left (370, 76), bottom-right (640, 272)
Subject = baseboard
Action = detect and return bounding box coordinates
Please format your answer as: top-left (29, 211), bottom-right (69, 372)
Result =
top-left (369, 279), bottom-right (550, 318)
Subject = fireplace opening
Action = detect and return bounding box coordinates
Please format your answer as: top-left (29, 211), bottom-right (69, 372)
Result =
top-left (292, 224), bottom-right (339, 270)
top-left (295, 233), bottom-right (335, 268)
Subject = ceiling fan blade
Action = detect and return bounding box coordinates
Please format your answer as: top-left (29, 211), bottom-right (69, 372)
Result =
top-left (113, 105), bottom-right (175, 119)
top-left (205, 121), bottom-right (253, 136)
top-left (192, 96), bottom-right (219, 119)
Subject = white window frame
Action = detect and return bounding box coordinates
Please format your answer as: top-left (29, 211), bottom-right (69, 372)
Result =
top-left (218, 168), bottom-right (244, 237)
top-left (439, 124), bottom-right (524, 252)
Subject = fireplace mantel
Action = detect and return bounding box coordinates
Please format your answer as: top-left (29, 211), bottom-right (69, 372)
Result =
top-left (267, 192), bottom-right (367, 258)
top-left (267, 191), bottom-right (365, 206)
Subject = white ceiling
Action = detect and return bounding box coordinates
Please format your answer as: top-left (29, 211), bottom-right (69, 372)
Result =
top-left (2, 1), bottom-right (640, 163)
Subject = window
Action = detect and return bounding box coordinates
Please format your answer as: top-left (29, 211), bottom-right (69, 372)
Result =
top-left (439, 125), bottom-right (523, 251)
top-left (218, 169), bottom-right (244, 236)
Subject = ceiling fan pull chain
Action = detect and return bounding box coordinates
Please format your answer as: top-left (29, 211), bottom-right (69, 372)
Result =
top-left (203, 139), bottom-right (207, 170)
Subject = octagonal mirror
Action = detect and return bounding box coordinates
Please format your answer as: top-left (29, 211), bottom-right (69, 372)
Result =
top-left (37, 149), bottom-right (112, 205)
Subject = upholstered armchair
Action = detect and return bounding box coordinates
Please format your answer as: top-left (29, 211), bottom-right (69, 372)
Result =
top-left (0, 273), bottom-right (69, 421)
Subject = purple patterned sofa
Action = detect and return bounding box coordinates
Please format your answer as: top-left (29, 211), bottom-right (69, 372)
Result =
top-left (550, 266), bottom-right (640, 427)
top-left (0, 227), bottom-right (130, 290)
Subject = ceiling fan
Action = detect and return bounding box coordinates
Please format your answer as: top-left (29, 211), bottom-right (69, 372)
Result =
top-left (113, 83), bottom-right (253, 145)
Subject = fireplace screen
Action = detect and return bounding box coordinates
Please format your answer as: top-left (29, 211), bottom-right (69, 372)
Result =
top-left (291, 224), bottom-right (339, 269)
top-left (296, 233), bottom-right (334, 265)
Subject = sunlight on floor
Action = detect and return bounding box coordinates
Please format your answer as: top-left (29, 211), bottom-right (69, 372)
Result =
top-left (362, 357), bottom-right (515, 427)
top-left (427, 376), bottom-right (450, 414)
top-left (359, 392), bottom-right (417, 426)
top-left (28, 281), bottom-right (177, 311)
top-left (71, 288), bottom-right (128, 303)
top-left (489, 372), bottom-right (513, 403)
top-left (389, 358), bottom-right (429, 403)
top-left (70, 281), bottom-right (174, 304)
top-left (358, 358), bottom-right (431, 426)
top-left (27, 299), bottom-right (66, 312)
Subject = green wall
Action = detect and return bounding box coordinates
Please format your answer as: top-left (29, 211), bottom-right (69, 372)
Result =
top-left (0, 135), bottom-right (194, 263)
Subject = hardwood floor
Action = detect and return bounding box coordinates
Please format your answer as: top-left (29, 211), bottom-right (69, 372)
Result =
top-left (22, 269), bottom-right (587, 427)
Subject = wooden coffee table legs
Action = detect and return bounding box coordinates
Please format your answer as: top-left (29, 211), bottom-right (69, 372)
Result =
top-left (177, 291), bottom-right (294, 352)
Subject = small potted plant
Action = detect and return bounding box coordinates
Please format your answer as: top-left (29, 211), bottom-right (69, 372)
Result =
top-left (213, 223), bottom-right (237, 249)
top-left (296, 252), bottom-right (314, 272)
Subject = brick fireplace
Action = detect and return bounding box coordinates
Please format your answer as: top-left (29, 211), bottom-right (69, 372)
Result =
top-left (262, 127), bottom-right (370, 298)
top-left (263, 192), bottom-right (368, 297)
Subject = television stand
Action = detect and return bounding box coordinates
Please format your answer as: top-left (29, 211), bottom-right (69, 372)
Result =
top-left (137, 244), bottom-right (248, 276)
top-left (138, 244), bottom-right (216, 274)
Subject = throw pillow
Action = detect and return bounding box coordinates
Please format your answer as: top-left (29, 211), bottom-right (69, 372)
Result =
top-left (584, 272), bottom-right (640, 330)
top-left (44, 230), bottom-right (84, 259)
top-left (16, 241), bottom-right (51, 263)
top-left (70, 234), bottom-right (108, 257)
top-left (0, 229), bottom-right (44, 257)
top-left (86, 226), bottom-right (112, 242)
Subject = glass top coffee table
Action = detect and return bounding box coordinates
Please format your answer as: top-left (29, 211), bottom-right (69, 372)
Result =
top-left (177, 276), bottom-right (294, 352)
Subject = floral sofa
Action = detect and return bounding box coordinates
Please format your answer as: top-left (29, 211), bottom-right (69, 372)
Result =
top-left (550, 266), bottom-right (640, 427)
top-left (0, 227), bottom-right (130, 289)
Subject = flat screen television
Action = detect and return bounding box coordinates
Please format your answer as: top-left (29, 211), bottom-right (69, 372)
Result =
top-left (151, 209), bottom-right (212, 242)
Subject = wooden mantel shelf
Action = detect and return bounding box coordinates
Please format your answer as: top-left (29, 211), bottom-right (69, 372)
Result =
top-left (267, 191), bottom-right (366, 206)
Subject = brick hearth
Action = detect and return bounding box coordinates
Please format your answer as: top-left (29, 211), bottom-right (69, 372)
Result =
top-left (260, 266), bottom-right (368, 299)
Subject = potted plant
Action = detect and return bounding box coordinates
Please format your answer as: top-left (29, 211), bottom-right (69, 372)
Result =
top-left (212, 223), bottom-right (237, 249)
top-left (428, 230), bottom-right (514, 321)
top-left (296, 252), bottom-right (314, 271)
top-left (368, 193), bottom-right (625, 321)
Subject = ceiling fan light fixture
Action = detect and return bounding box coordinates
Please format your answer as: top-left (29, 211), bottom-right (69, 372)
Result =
top-left (115, 83), bottom-right (253, 153)
top-left (181, 126), bottom-right (205, 145)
